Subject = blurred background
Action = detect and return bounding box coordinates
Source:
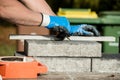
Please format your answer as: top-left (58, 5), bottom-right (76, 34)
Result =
top-left (47, 0), bottom-right (120, 13)
top-left (0, 0), bottom-right (120, 56)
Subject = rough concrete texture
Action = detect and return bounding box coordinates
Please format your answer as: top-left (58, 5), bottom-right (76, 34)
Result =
top-left (25, 40), bottom-right (101, 57)
top-left (15, 52), bottom-right (120, 73)
top-left (92, 54), bottom-right (120, 73)
top-left (34, 57), bottom-right (91, 72)
top-left (38, 72), bottom-right (120, 80)
top-left (5, 72), bottom-right (120, 80)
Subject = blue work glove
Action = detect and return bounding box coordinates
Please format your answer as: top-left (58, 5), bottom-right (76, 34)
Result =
top-left (70, 24), bottom-right (100, 36)
top-left (40, 14), bottom-right (71, 35)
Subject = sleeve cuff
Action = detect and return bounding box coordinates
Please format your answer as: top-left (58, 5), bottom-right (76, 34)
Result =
top-left (40, 13), bottom-right (50, 26)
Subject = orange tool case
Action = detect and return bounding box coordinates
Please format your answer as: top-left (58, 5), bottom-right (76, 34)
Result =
top-left (0, 56), bottom-right (47, 79)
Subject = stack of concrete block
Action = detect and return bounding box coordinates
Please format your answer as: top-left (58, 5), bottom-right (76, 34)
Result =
top-left (23, 40), bottom-right (120, 73)
top-left (24, 40), bottom-right (101, 72)
top-left (92, 54), bottom-right (120, 73)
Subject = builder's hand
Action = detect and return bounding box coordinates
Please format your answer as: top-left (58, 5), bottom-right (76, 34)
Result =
top-left (40, 14), bottom-right (71, 35)
top-left (70, 24), bottom-right (100, 36)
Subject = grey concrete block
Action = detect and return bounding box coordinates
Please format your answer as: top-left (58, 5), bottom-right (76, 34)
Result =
top-left (92, 54), bottom-right (120, 73)
top-left (34, 57), bottom-right (91, 72)
top-left (25, 40), bottom-right (101, 57)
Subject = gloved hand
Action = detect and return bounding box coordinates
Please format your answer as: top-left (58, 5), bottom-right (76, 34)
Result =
top-left (40, 14), bottom-right (71, 35)
top-left (70, 24), bottom-right (100, 36)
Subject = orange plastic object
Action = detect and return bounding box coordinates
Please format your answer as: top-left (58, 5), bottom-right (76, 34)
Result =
top-left (0, 56), bottom-right (47, 79)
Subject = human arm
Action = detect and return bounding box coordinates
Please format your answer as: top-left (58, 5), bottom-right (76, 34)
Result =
top-left (0, 0), bottom-right (69, 28)
top-left (0, 0), bottom-right (99, 37)
top-left (0, 0), bottom-right (71, 34)
top-left (20, 0), bottom-right (55, 15)
top-left (0, 0), bottom-right (42, 26)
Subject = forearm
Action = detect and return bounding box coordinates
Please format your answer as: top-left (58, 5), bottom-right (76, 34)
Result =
top-left (0, 0), bottom-right (42, 26)
top-left (21, 0), bottom-right (56, 16)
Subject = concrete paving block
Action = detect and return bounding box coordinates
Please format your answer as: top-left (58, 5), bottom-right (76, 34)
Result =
top-left (92, 54), bottom-right (120, 73)
top-left (34, 57), bottom-right (91, 72)
top-left (25, 40), bottom-right (101, 57)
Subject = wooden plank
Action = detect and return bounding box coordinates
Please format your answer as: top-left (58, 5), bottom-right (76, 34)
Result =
top-left (9, 35), bottom-right (116, 42)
